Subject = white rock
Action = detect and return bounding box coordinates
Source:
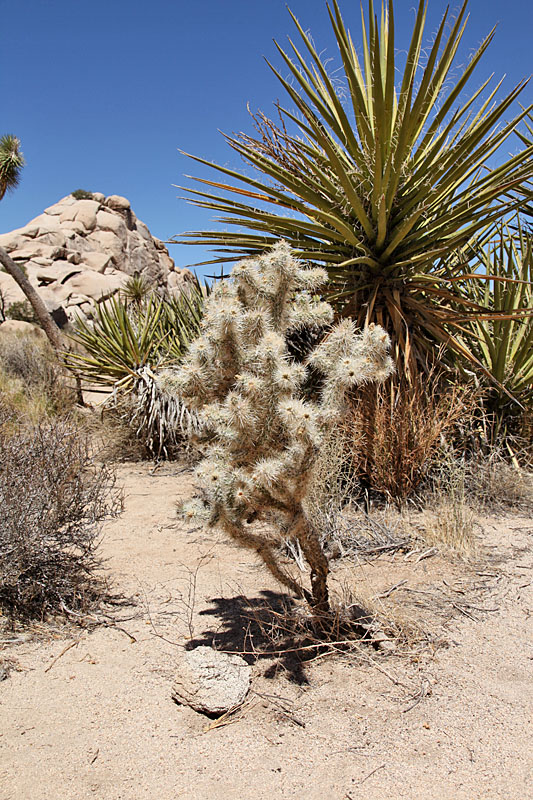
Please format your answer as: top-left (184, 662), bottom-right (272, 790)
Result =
top-left (172, 646), bottom-right (251, 716)
top-left (0, 272), bottom-right (26, 304)
top-left (32, 230), bottom-right (68, 249)
top-left (159, 251), bottom-right (174, 274)
top-left (59, 198), bottom-right (99, 226)
top-left (0, 320), bottom-right (47, 340)
top-left (39, 284), bottom-right (72, 305)
top-left (27, 212), bottom-right (62, 230)
top-left (1, 192), bottom-right (192, 318)
top-left (106, 194), bottom-right (130, 211)
top-left (87, 229), bottom-right (123, 258)
top-left (81, 251), bottom-right (113, 273)
top-left (61, 220), bottom-right (89, 235)
top-left (135, 220), bottom-right (152, 241)
top-left (63, 269), bottom-right (125, 300)
top-left (34, 260), bottom-right (82, 286)
top-left (10, 242), bottom-right (64, 261)
top-left (168, 269), bottom-right (195, 292)
top-left (0, 225), bottom-right (39, 250)
top-left (96, 210), bottom-right (127, 238)
top-left (44, 196), bottom-right (76, 215)
top-left (31, 256), bottom-right (53, 267)
top-left (74, 200), bottom-right (99, 231)
top-left (66, 292), bottom-right (90, 307)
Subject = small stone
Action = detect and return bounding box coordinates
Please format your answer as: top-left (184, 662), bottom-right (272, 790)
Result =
top-left (172, 646), bottom-right (251, 716)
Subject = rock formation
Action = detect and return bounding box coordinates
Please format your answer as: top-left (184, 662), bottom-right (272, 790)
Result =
top-left (0, 192), bottom-right (193, 325)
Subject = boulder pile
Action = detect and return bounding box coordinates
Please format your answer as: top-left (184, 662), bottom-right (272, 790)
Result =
top-left (0, 192), bottom-right (193, 325)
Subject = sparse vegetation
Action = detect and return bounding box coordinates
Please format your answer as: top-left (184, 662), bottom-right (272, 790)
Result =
top-left (71, 189), bottom-right (94, 200)
top-left (4, 299), bottom-right (38, 323)
top-left (0, 405), bottom-right (122, 622)
top-left (0, 330), bottom-right (77, 421)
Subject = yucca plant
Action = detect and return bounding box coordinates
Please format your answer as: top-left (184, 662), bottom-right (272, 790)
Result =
top-left (177, 0), bottom-right (533, 376)
top-left (458, 222), bottom-right (533, 419)
top-left (65, 293), bottom-right (171, 391)
top-left (64, 285), bottom-right (207, 457)
top-left (120, 273), bottom-right (153, 307)
top-left (65, 282), bottom-right (206, 389)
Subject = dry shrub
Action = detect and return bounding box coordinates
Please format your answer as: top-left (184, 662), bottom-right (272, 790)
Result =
top-left (304, 425), bottom-right (409, 559)
top-left (85, 406), bottom-right (154, 463)
top-left (0, 405), bottom-right (122, 621)
top-left (420, 492), bottom-right (476, 558)
top-left (346, 370), bottom-right (477, 504)
top-left (463, 451), bottom-right (533, 512)
top-left (0, 331), bottom-right (77, 420)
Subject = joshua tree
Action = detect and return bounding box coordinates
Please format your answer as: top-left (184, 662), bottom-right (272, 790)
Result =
top-left (0, 135), bottom-right (24, 201)
top-left (161, 242), bottom-right (393, 617)
top-left (0, 135), bottom-right (63, 352)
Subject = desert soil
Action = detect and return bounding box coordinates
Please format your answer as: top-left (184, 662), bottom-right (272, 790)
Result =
top-left (1, 462), bottom-right (532, 800)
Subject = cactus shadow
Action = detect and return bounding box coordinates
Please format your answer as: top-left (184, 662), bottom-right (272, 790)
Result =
top-left (185, 590), bottom-right (317, 684)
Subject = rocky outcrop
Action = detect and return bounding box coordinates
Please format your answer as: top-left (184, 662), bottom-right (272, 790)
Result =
top-left (0, 193), bottom-right (193, 325)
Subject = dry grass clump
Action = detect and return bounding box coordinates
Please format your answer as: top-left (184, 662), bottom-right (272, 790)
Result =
top-left (346, 370), bottom-right (478, 505)
top-left (0, 330), bottom-right (77, 421)
top-left (464, 452), bottom-right (533, 512)
top-left (0, 404), bottom-right (122, 622)
top-left (418, 499), bottom-right (477, 559)
top-left (410, 452), bottom-right (478, 558)
top-left (304, 425), bottom-right (409, 560)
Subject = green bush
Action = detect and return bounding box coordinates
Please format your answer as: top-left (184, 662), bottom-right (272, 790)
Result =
top-left (6, 299), bottom-right (37, 323)
top-left (71, 189), bottom-right (94, 200)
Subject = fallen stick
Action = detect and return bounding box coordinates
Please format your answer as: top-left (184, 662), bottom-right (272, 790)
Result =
top-left (359, 763), bottom-right (385, 784)
top-left (376, 579), bottom-right (407, 599)
top-left (44, 640), bottom-right (80, 673)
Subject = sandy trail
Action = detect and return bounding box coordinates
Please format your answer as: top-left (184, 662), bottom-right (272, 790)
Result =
top-left (1, 462), bottom-right (532, 799)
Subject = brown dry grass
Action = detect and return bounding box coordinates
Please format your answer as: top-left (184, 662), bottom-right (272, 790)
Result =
top-left (345, 369), bottom-right (479, 504)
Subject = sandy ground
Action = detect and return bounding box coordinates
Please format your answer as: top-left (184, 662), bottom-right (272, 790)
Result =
top-left (1, 462), bottom-right (532, 800)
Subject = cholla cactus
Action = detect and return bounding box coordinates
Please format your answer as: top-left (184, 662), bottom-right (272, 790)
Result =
top-left (162, 241), bottom-right (393, 616)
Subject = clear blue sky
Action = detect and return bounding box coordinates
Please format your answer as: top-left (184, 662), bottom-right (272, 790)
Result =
top-left (1, 0), bottom-right (532, 278)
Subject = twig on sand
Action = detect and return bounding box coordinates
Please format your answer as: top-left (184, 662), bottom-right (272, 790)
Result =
top-left (44, 639), bottom-right (80, 673)
top-left (375, 579), bottom-right (407, 599)
top-left (252, 690), bottom-right (306, 728)
top-left (103, 623), bottom-right (137, 643)
top-left (356, 647), bottom-right (411, 689)
top-left (203, 701), bottom-right (249, 733)
top-left (415, 547), bottom-right (438, 563)
top-left (359, 763), bottom-right (386, 784)
top-left (402, 679), bottom-right (431, 713)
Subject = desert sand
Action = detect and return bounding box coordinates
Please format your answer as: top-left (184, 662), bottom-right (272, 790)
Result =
top-left (1, 462), bottom-right (532, 800)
